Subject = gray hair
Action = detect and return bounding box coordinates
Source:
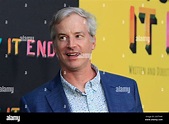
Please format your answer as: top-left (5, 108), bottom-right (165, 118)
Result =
top-left (49, 7), bottom-right (97, 41)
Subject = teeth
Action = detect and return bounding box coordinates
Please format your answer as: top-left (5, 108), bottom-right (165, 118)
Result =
top-left (67, 53), bottom-right (79, 56)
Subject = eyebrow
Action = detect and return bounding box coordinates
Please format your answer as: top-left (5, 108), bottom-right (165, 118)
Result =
top-left (57, 31), bottom-right (85, 36)
top-left (57, 33), bottom-right (66, 36)
top-left (74, 32), bottom-right (85, 35)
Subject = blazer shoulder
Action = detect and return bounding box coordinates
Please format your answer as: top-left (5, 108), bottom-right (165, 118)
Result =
top-left (22, 73), bottom-right (61, 100)
top-left (99, 70), bottom-right (137, 86)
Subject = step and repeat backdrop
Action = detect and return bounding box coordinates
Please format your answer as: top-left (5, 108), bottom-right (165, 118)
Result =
top-left (0, 0), bottom-right (169, 112)
top-left (0, 0), bottom-right (79, 112)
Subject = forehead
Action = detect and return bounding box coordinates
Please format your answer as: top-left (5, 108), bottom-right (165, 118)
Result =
top-left (55, 14), bottom-right (89, 35)
top-left (57, 14), bottom-right (87, 27)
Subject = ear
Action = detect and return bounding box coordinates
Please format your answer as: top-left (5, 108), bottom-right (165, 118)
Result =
top-left (91, 36), bottom-right (96, 50)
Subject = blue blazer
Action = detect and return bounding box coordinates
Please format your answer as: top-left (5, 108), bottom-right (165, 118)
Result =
top-left (20, 71), bottom-right (143, 112)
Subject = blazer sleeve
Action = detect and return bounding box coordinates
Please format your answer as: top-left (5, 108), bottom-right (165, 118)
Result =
top-left (20, 96), bottom-right (31, 113)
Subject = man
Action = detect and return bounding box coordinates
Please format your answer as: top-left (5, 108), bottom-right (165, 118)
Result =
top-left (20, 7), bottom-right (143, 112)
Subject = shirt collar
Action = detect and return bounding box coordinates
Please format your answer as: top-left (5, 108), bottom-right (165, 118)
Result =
top-left (60, 64), bottom-right (100, 93)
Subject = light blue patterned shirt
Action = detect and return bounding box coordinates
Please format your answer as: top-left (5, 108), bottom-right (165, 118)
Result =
top-left (60, 64), bottom-right (108, 112)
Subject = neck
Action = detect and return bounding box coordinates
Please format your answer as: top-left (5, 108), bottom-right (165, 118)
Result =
top-left (61, 64), bottom-right (96, 92)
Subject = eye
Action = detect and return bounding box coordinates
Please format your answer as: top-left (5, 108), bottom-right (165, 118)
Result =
top-left (58, 36), bottom-right (67, 41)
top-left (75, 34), bottom-right (83, 39)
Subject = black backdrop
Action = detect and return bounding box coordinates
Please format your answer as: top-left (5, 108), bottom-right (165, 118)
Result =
top-left (0, 0), bottom-right (79, 112)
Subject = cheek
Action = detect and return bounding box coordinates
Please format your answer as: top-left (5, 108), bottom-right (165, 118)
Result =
top-left (84, 44), bottom-right (94, 53)
top-left (55, 45), bottom-right (66, 57)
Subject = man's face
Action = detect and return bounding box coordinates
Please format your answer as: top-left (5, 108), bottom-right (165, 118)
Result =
top-left (54, 13), bottom-right (96, 71)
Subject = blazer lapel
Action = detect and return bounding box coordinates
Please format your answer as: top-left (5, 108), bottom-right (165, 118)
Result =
top-left (45, 74), bottom-right (71, 112)
top-left (100, 71), bottom-right (119, 112)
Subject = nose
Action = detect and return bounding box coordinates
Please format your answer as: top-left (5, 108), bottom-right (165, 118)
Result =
top-left (67, 37), bottom-right (76, 48)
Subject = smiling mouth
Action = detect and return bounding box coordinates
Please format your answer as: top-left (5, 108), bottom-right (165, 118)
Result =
top-left (66, 52), bottom-right (80, 57)
top-left (65, 52), bottom-right (91, 59)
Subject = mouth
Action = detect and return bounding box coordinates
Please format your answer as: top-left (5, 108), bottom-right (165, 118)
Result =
top-left (66, 52), bottom-right (81, 58)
